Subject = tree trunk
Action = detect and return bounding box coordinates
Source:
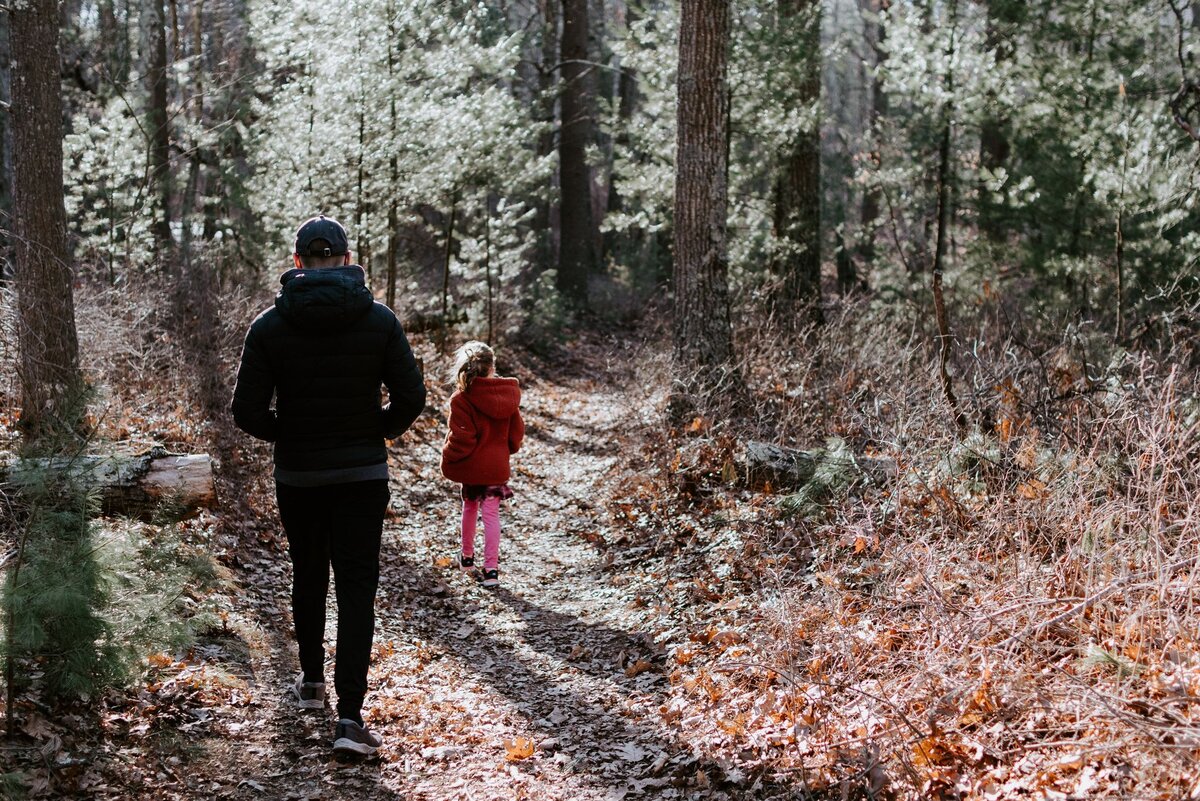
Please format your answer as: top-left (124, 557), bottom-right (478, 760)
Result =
top-left (857, 0), bottom-right (888, 283)
top-left (11, 0), bottom-right (85, 444)
top-left (536, 0), bottom-right (559, 270)
top-left (178, 0), bottom-right (205, 259)
top-left (355, 106), bottom-right (371, 279)
top-left (142, 0), bottom-right (173, 259)
top-left (771, 0), bottom-right (823, 324)
top-left (386, 0), bottom-right (399, 310)
top-left (0, 8), bottom-right (13, 276)
top-left (602, 0), bottom-right (635, 265)
top-left (484, 195), bottom-right (493, 345)
top-left (558, 0), bottom-right (595, 307)
top-left (440, 196), bottom-right (458, 352)
top-left (672, 0), bottom-right (739, 420)
top-left (931, 0), bottom-right (966, 432)
top-left (1116, 80), bottom-right (1129, 341)
top-left (98, 0), bottom-right (132, 86)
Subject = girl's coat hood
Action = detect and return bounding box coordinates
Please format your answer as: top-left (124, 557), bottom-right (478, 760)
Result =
top-left (463, 376), bottom-right (521, 419)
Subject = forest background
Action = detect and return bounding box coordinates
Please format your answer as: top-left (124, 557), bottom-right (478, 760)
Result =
top-left (1, 0), bottom-right (1199, 798)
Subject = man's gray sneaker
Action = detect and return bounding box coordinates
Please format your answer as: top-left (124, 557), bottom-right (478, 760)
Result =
top-left (291, 673), bottom-right (325, 710)
top-left (333, 719), bottom-right (383, 755)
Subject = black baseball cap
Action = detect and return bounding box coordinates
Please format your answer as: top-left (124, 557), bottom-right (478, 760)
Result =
top-left (294, 215), bottom-right (349, 257)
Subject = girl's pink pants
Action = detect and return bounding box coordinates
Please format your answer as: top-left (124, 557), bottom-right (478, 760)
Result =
top-left (461, 496), bottom-right (502, 570)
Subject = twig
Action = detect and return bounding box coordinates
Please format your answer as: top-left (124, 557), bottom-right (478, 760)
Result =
top-left (1167, 0), bottom-right (1200, 142)
top-left (996, 555), bottom-right (1200, 648)
top-left (714, 660), bottom-right (927, 741)
top-left (879, 184), bottom-right (915, 275)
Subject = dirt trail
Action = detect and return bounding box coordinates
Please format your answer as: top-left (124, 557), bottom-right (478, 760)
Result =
top-left (364, 358), bottom-right (682, 800)
top-left (146, 338), bottom-right (791, 801)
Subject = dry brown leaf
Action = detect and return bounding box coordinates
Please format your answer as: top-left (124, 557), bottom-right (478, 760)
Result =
top-left (625, 659), bottom-right (655, 678)
top-left (503, 736), bottom-right (535, 761)
top-left (21, 714), bottom-right (55, 740)
top-left (711, 630), bottom-right (743, 650)
top-left (1016, 479), bottom-right (1047, 500)
top-left (717, 713), bottom-right (748, 736)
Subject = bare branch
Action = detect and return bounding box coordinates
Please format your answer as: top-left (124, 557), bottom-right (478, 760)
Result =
top-left (1167, 0), bottom-right (1200, 142)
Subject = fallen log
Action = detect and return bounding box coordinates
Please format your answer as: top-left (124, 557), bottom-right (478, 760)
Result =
top-left (1, 446), bottom-right (215, 521)
top-left (743, 441), bottom-right (818, 491)
top-left (741, 439), bottom-right (898, 492)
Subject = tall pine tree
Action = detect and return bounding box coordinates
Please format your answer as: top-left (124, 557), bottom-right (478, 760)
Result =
top-left (11, 0), bottom-right (85, 442)
top-left (672, 0), bottom-right (739, 419)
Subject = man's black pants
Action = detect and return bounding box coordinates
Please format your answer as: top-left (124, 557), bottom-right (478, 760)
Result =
top-left (275, 479), bottom-right (389, 723)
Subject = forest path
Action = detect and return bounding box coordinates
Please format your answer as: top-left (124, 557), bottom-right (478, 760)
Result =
top-left (361, 346), bottom-right (685, 800)
top-left (179, 336), bottom-right (782, 801)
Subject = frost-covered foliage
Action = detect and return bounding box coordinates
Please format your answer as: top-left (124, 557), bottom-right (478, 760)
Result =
top-left (868, 0), bottom-right (1200, 322)
top-left (248, 0), bottom-right (551, 333)
top-left (608, 0), bottom-right (1198, 333)
top-left (58, 0), bottom-right (259, 282)
top-left (64, 97), bottom-right (158, 277)
top-left (607, 9), bottom-right (678, 241)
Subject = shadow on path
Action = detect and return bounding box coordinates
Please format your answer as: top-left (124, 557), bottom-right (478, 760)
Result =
top-left (378, 549), bottom-right (801, 799)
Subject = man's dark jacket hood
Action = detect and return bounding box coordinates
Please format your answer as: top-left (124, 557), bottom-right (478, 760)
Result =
top-left (275, 266), bottom-right (374, 333)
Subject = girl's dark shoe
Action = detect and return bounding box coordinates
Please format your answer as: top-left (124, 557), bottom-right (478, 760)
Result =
top-left (481, 568), bottom-right (499, 589)
top-left (458, 553), bottom-right (475, 570)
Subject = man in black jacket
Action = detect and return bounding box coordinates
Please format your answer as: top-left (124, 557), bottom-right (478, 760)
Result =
top-left (231, 215), bottom-right (425, 756)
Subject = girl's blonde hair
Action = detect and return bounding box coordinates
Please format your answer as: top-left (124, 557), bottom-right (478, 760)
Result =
top-left (451, 341), bottom-right (495, 392)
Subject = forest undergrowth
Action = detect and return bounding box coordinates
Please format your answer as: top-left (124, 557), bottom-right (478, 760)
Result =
top-left (615, 293), bottom-right (1200, 798)
top-left (2, 278), bottom-right (1200, 799)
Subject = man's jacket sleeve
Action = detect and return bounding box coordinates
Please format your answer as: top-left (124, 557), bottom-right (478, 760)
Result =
top-left (230, 326), bottom-right (279, 442)
top-left (380, 319), bottom-right (426, 439)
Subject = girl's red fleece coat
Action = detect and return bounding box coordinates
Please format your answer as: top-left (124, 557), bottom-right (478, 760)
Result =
top-left (440, 376), bottom-right (524, 485)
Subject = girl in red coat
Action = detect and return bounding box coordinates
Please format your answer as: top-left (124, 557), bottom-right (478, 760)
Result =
top-left (441, 341), bottom-right (524, 588)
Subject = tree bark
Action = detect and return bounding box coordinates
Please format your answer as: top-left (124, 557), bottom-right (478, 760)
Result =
top-left (558, 0), bottom-right (595, 307)
top-left (178, 0), bottom-right (205, 258)
top-left (440, 196), bottom-right (458, 352)
top-left (602, 0), bottom-right (638, 264)
top-left (484, 195), bottom-right (494, 345)
top-left (931, 0), bottom-right (966, 432)
top-left (386, 0), bottom-right (399, 310)
top-left (771, 0), bottom-right (823, 324)
top-left (11, 0), bottom-right (85, 444)
top-left (98, 0), bottom-right (132, 86)
top-left (142, 0), bottom-right (173, 258)
top-left (0, 8), bottom-right (13, 275)
top-left (857, 0), bottom-right (888, 282)
top-left (672, 0), bottom-right (739, 420)
top-left (536, 0), bottom-right (559, 270)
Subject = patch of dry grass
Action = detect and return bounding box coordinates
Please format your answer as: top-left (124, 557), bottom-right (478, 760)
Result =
top-left (733, 300), bottom-right (1200, 798)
